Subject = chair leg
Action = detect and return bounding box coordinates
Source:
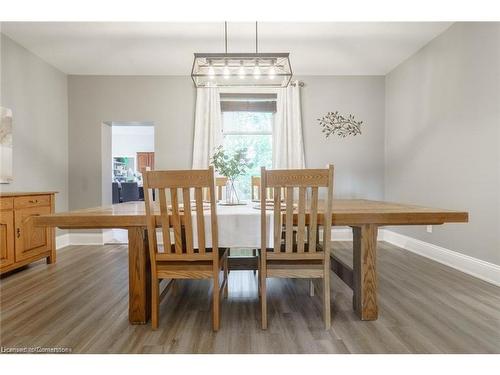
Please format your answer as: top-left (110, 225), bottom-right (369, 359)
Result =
top-left (257, 255), bottom-right (261, 297)
top-left (151, 276), bottom-right (159, 330)
top-left (260, 262), bottom-right (267, 330)
top-left (223, 255), bottom-right (229, 299)
top-left (212, 277), bottom-right (220, 331)
top-left (323, 257), bottom-right (331, 330)
top-left (252, 249), bottom-right (257, 275)
top-left (309, 279), bottom-right (315, 297)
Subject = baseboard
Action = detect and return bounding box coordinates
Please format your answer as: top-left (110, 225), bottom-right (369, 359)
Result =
top-left (331, 228), bottom-right (353, 241)
top-left (329, 227), bottom-right (386, 241)
top-left (56, 233), bottom-right (104, 249)
top-left (55, 233), bottom-right (71, 249)
top-left (102, 229), bottom-right (115, 244)
top-left (382, 229), bottom-right (500, 286)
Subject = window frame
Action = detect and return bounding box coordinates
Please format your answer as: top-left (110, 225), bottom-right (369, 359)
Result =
top-left (217, 88), bottom-right (279, 200)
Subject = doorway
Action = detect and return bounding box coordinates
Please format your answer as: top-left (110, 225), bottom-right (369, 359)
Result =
top-left (102, 121), bottom-right (155, 243)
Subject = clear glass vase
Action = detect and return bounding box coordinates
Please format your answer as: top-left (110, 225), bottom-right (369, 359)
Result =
top-left (225, 179), bottom-right (240, 205)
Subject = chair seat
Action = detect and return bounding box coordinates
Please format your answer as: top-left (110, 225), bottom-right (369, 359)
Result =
top-left (156, 247), bottom-right (228, 261)
top-left (262, 243), bottom-right (325, 260)
top-left (156, 248), bottom-right (229, 279)
top-left (266, 260), bottom-right (324, 278)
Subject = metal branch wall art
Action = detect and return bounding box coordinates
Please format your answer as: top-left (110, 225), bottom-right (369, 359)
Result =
top-left (318, 111), bottom-right (363, 138)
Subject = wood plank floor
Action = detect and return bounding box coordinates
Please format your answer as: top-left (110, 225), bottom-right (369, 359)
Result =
top-left (1, 241), bottom-right (499, 354)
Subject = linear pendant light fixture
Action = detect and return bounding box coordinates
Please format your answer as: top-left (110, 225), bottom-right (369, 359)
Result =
top-left (191, 22), bottom-right (293, 88)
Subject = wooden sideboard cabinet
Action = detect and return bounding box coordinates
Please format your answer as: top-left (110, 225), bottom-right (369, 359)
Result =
top-left (0, 192), bottom-right (56, 274)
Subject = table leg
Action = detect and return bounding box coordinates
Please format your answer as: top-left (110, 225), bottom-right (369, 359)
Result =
top-left (128, 227), bottom-right (151, 324)
top-left (352, 224), bottom-right (378, 320)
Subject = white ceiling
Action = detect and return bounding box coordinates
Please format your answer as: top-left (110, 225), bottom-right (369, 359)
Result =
top-left (1, 22), bottom-right (452, 76)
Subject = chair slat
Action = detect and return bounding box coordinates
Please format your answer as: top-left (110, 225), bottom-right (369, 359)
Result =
top-left (195, 187), bottom-right (206, 254)
top-left (323, 165), bottom-right (334, 254)
top-left (267, 187), bottom-right (274, 200)
top-left (170, 188), bottom-right (183, 254)
top-left (182, 188), bottom-right (194, 254)
top-left (208, 172), bottom-right (219, 263)
top-left (297, 187), bottom-right (306, 253)
top-left (309, 187), bottom-right (318, 252)
top-left (251, 176), bottom-right (259, 201)
top-left (273, 187), bottom-right (281, 253)
top-left (285, 187), bottom-right (294, 253)
top-left (158, 188), bottom-right (172, 253)
top-left (143, 183), bottom-right (158, 262)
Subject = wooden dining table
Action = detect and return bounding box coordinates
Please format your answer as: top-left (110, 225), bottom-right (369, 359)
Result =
top-left (33, 199), bottom-right (468, 325)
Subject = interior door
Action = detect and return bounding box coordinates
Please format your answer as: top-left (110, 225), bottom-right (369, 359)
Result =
top-left (14, 206), bottom-right (51, 262)
top-left (0, 210), bottom-right (15, 268)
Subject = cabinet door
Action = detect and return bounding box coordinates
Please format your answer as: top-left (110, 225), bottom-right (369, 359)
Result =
top-left (0, 210), bottom-right (15, 268)
top-left (14, 206), bottom-right (51, 262)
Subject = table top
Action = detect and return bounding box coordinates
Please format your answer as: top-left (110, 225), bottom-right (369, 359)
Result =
top-left (33, 199), bottom-right (468, 229)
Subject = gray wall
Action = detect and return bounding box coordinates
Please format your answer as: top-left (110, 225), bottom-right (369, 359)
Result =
top-left (68, 75), bottom-right (386, 209)
top-left (385, 22), bottom-right (500, 265)
top-left (68, 75), bottom-right (196, 210)
top-left (299, 76), bottom-right (385, 199)
top-left (0, 34), bottom-right (69, 217)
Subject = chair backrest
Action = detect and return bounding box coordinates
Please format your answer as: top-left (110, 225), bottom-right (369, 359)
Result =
top-left (215, 177), bottom-right (228, 201)
top-left (251, 176), bottom-right (277, 201)
top-left (260, 165), bottom-right (334, 258)
top-left (121, 182), bottom-right (139, 202)
top-left (143, 167), bottom-right (218, 264)
top-left (204, 176), bottom-right (227, 202)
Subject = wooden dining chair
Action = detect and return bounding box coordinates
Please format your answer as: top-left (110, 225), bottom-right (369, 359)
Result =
top-left (204, 176), bottom-right (228, 201)
top-left (143, 166), bottom-right (229, 331)
top-left (259, 164), bottom-right (334, 330)
top-left (251, 176), bottom-right (274, 201)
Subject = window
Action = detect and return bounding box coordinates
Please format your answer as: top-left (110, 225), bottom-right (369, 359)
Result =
top-left (221, 107), bottom-right (274, 200)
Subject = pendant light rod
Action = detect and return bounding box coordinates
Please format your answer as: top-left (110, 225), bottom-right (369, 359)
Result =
top-left (255, 21), bottom-right (258, 54)
top-left (224, 21), bottom-right (228, 54)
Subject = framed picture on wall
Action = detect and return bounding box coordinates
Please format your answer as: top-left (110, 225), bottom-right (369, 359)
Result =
top-left (0, 107), bottom-right (13, 184)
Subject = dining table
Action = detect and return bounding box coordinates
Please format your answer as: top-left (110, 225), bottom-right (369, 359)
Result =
top-left (33, 199), bottom-right (468, 325)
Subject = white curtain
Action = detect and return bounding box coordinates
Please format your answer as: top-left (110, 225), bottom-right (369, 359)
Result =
top-left (273, 81), bottom-right (305, 169)
top-left (192, 87), bottom-right (223, 169)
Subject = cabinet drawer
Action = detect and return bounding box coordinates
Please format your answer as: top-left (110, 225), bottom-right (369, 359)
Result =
top-left (0, 197), bottom-right (14, 210)
top-left (14, 195), bottom-right (51, 209)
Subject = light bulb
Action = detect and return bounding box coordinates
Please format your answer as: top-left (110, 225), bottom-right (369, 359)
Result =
top-left (253, 63), bottom-right (261, 79)
top-left (238, 62), bottom-right (245, 79)
top-left (268, 65), bottom-right (276, 80)
top-left (208, 63), bottom-right (215, 79)
top-left (223, 63), bottom-right (230, 80)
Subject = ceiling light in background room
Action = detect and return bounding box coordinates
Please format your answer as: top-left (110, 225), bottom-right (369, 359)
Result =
top-left (191, 22), bottom-right (292, 87)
